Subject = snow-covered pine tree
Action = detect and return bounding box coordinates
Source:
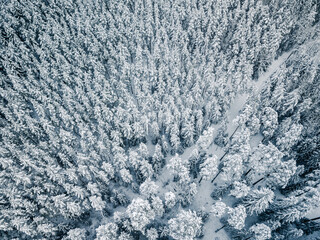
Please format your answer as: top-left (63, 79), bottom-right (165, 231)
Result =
top-left (126, 198), bottom-right (155, 233)
top-left (95, 223), bottom-right (118, 240)
top-left (152, 143), bottom-right (164, 174)
top-left (242, 187), bottom-right (275, 215)
top-left (260, 107), bottom-right (278, 140)
top-left (199, 155), bottom-right (218, 183)
top-left (248, 223), bottom-right (272, 240)
top-left (215, 205), bottom-right (247, 232)
top-left (168, 209), bottom-right (202, 240)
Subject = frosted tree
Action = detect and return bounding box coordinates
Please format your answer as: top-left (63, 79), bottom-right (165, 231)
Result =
top-left (177, 167), bottom-right (192, 186)
top-left (119, 232), bottom-right (134, 240)
top-left (220, 154), bottom-right (244, 183)
top-left (194, 109), bottom-right (204, 138)
top-left (151, 196), bottom-right (164, 217)
top-left (65, 228), bottom-right (87, 240)
top-left (128, 150), bottom-right (142, 171)
top-left (199, 155), bottom-right (218, 183)
top-left (266, 159), bottom-right (297, 188)
top-left (164, 192), bottom-right (176, 209)
top-left (152, 143), bottom-right (164, 174)
top-left (132, 121), bottom-right (145, 144)
top-left (160, 135), bottom-right (170, 157)
top-left (126, 198), bottom-right (155, 232)
top-left (227, 205), bottom-right (247, 230)
top-left (139, 178), bottom-right (159, 198)
top-left (249, 223), bottom-right (272, 240)
top-left (246, 115), bottom-right (261, 135)
top-left (276, 121), bottom-right (303, 154)
top-left (181, 182), bottom-right (198, 206)
top-left (234, 104), bottom-right (254, 129)
top-left (150, 121), bottom-right (160, 144)
top-left (189, 148), bottom-right (200, 178)
top-left (210, 201), bottom-right (227, 218)
top-left (89, 195), bottom-right (105, 211)
top-left (181, 117), bottom-right (195, 147)
top-left (119, 168), bottom-right (133, 185)
top-left (167, 154), bottom-right (189, 179)
top-left (280, 89), bottom-right (300, 116)
top-left (216, 205), bottom-right (247, 232)
top-left (270, 81), bottom-right (285, 112)
top-left (284, 228), bottom-right (304, 239)
top-left (168, 210), bottom-right (202, 240)
top-left (242, 188), bottom-right (275, 215)
top-left (95, 223), bottom-right (118, 240)
top-left (139, 160), bottom-right (154, 181)
top-left (170, 123), bottom-right (181, 153)
top-left (101, 162), bottom-right (115, 180)
top-left (214, 123), bottom-right (229, 148)
top-left (197, 126), bottom-right (215, 150)
top-left (274, 188), bottom-right (320, 223)
top-left (229, 127), bottom-right (251, 156)
top-left (113, 152), bottom-right (128, 171)
top-left (247, 143), bottom-right (284, 185)
top-left (260, 107), bottom-right (278, 140)
top-left (230, 181), bottom-right (251, 199)
top-left (146, 227), bottom-right (158, 240)
top-left (138, 142), bottom-right (149, 160)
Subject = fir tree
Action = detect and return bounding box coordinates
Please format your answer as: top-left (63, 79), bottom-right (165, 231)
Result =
top-left (126, 198), bottom-right (155, 232)
top-left (242, 187), bottom-right (275, 215)
top-left (168, 210), bottom-right (202, 240)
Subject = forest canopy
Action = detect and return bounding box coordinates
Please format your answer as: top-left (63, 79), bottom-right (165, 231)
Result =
top-left (0, 0), bottom-right (319, 239)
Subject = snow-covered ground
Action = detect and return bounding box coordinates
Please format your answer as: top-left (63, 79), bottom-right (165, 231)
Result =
top-left (196, 51), bottom-right (293, 239)
top-left (306, 206), bottom-right (320, 219)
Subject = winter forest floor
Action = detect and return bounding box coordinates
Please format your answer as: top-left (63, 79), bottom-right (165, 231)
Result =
top-left (198, 50), bottom-right (294, 239)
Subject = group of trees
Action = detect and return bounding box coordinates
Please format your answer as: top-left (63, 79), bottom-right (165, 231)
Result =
top-left (0, 0), bottom-right (319, 239)
top-left (210, 31), bottom-right (320, 239)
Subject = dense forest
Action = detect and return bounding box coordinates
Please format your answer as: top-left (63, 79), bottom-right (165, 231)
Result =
top-left (0, 0), bottom-right (319, 239)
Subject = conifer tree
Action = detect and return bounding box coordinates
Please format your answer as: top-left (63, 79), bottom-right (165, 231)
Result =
top-left (242, 187), bottom-right (275, 215)
top-left (164, 192), bottom-right (176, 210)
top-left (227, 205), bottom-right (247, 231)
top-left (260, 107), bottom-right (278, 140)
top-left (152, 143), bottom-right (164, 174)
top-left (197, 153), bottom-right (215, 179)
top-left (211, 201), bottom-right (227, 218)
top-left (249, 223), bottom-right (272, 240)
top-left (230, 181), bottom-right (251, 199)
top-left (168, 210), bottom-right (202, 240)
top-left (126, 198), bottom-right (155, 233)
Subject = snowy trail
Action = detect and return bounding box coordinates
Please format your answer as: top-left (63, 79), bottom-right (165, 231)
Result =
top-left (226, 51), bottom-right (293, 137)
top-left (196, 51), bottom-right (293, 240)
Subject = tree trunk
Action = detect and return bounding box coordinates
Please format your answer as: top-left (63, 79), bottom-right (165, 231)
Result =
top-left (244, 168), bottom-right (252, 176)
top-left (310, 216), bottom-right (320, 221)
top-left (199, 176), bottom-right (203, 183)
top-left (229, 125), bottom-right (240, 140)
top-left (211, 170), bottom-right (221, 183)
top-left (219, 149), bottom-right (229, 162)
top-left (252, 177), bottom-right (265, 186)
top-left (215, 224), bottom-right (226, 233)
